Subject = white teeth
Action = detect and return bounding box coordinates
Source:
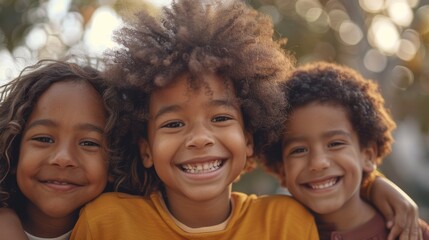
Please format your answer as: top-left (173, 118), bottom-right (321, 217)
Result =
top-left (45, 180), bottom-right (69, 185)
top-left (181, 160), bottom-right (222, 174)
top-left (309, 178), bottom-right (337, 190)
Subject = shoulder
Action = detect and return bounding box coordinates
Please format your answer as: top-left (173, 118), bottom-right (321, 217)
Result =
top-left (81, 192), bottom-right (151, 217)
top-left (230, 192), bottom-right (319, 239)
top-left (232, 192), bottom-right (313, 218)
top-left (86, 192), bottom-right (142, 206)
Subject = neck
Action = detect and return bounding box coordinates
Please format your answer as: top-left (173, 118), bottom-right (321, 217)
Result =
top-left (163, 187), bottom-right (232, 228)
top-left (23, 202), bottom-right (77, 238)
top-left (318, 195), bottom-right (376, 231)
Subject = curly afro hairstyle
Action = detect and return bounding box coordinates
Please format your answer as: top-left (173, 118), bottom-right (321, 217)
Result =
top-left (103, 0), bottom-right (295, 195)
top-left (261, 62), bottom-right (397, 185)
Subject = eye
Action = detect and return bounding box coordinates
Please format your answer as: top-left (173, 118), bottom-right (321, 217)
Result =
top-left (328, 141), bottom-right (345, 148)
top-left (212, 115), bottom-right (232, 122)
top-left (31, 136), bottom-right (54, 143)
top-left (161, 121), bottom-right (184, 128)
top-left (290, 147), bottom-right (308, 155)
top-left (80, 141), bottom-right (101, 147)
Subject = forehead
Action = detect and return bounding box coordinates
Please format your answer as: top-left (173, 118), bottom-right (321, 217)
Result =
top-left (30, 80), bottom-right (106, 122)
top-left (151, 72), bottom-right (236, 101)
top-left (38, 80), bottom-right (102, 104)
top-left (287, 102), bottom-right (354, 133)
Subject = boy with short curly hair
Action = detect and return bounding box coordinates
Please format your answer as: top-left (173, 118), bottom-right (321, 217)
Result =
top-left (261, 61), bottom-right (429, 239)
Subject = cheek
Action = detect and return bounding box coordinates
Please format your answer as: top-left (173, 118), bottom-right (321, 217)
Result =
top-left (151, 137), bottom-right (177, 162)
top-left (87, 163), bottom-right (109, 191)
top-left (16, 155), bottom-right (34, 182)
top-left (283, 161), bottom-right (301, 183)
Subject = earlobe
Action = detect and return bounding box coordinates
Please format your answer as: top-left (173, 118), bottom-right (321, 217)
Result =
top-left (138, 138), bottom-right (153, 168)
top-left (362, 143), bottom-right (377, 173)
top-left (363, 159), bottom-right (376, 172)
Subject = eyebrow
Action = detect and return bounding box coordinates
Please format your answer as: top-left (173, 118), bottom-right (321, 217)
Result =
top-left (25, 119), bottom-right (105, 134)
top-left (283, 130), bottom-right (352, 146)
top-left (154, 105), bottom-right (182, 120)
top-left (153, 98), bottom-right (239, 120)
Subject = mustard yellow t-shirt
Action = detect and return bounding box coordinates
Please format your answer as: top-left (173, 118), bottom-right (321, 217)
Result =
top-left (71, 191), bottom-right (318, 240)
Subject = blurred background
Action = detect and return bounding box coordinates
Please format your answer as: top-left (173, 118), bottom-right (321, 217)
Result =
top-left (0, 0), bottom-right (428, 221)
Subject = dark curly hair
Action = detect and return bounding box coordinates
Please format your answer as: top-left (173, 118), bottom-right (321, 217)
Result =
top-left (103, 0), bottom-right (294, 195)
top-left (261, 62), bottom-right (396, 185)
top-left (0, 59), bottom-right (132, 209)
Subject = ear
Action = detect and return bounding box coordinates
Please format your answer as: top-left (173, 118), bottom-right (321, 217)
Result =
top-left (245, 131), bottom-right (254, 158)
top-left (277, 161), bottom-right (287, 188)
top-left (361, 143), bottom-right (377, 173)
top-left (242, 131), bottom-right (255, 174)
top-left (138, 138), bottom-right (153, 168)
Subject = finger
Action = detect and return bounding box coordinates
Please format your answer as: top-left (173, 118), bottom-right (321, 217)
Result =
top-left (389, 224), bottom-right (405, 240)
top-left (399, 224), bottom-right (410, 240)
top-left (407, 219), bottom-right (423, 240)
top-left (388, 216), bottom-right (407, 240)
top-left (386, 219), bottom-right (394, 229)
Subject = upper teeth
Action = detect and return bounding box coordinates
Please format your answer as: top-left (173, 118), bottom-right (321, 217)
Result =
top-left (46, 180), bottom-right (69, 185)
top-left (181, 160), bottom-right (222, 174)
top-left (309, 178), bottom-right (337, 190)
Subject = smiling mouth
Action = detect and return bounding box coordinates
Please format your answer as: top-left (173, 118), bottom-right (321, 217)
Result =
top-left (180, 159), bottom-right (223, 174)
top-left (306, 177), bottom-right (339, 190)
top-left (41, 180), bottom-right (80, 186)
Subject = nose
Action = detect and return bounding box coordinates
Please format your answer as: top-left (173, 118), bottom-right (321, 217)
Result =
top-left (308, 148), bottom-right (330, 172)
top-left (48, 142), bottom-right (78, 168)
top-left (185, 122), bottom-right (215, 149)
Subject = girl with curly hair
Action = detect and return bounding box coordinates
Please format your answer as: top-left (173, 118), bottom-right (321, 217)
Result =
top-left (0, 59), bottom-right (130, 240)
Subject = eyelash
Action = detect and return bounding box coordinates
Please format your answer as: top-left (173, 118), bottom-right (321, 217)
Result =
top-left (289, 147), bottom-right (307, 155)
top-left (161, 121), bottom-right (184, 128)
top-left (328, 141), bottom-right (345, 148)
top-left (287, 141), bottom-right (346, 156)
top-left (160, 115), bottom-right (233, 128)
top-left (80, 140), bottom-right (101, 147)
top-left (212, 115), bottom-right (232, 122)
top-left (30, 137), bottom-right (101, 148)
top-left (31, 136), bottom-right (54, 143)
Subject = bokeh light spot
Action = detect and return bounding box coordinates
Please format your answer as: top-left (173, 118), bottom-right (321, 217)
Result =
top-left (25, 26), bottom-right (48, 50)
top-left (368, 15), bottom-right (399, 54)
top-left (259, 5), bottom-right (282, 24)
top-left (359, 0), bottom-right (385, 13)
top-left (364, 48), bottom-right (388, 72)
top-left (397, 39), bottom-right (417, 61)
top-left (47, 0), bottom-right (72, 23)
top-left (60, 12), bottom-right (84, 46)
top-left (306, 7), bottom-right (323, 22)
top-left (83, 6), bottom-right (122, 56)
top-left (328, 9), bottom-right (349, 31)
top-left (295, 0), bottom-right (322, 19)
top-left (387, 0), bottom-right (413, 27)
top-left (339, 20), bottom-right (363, 45)
top-left (390, 65), bottom-right (414, 90)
